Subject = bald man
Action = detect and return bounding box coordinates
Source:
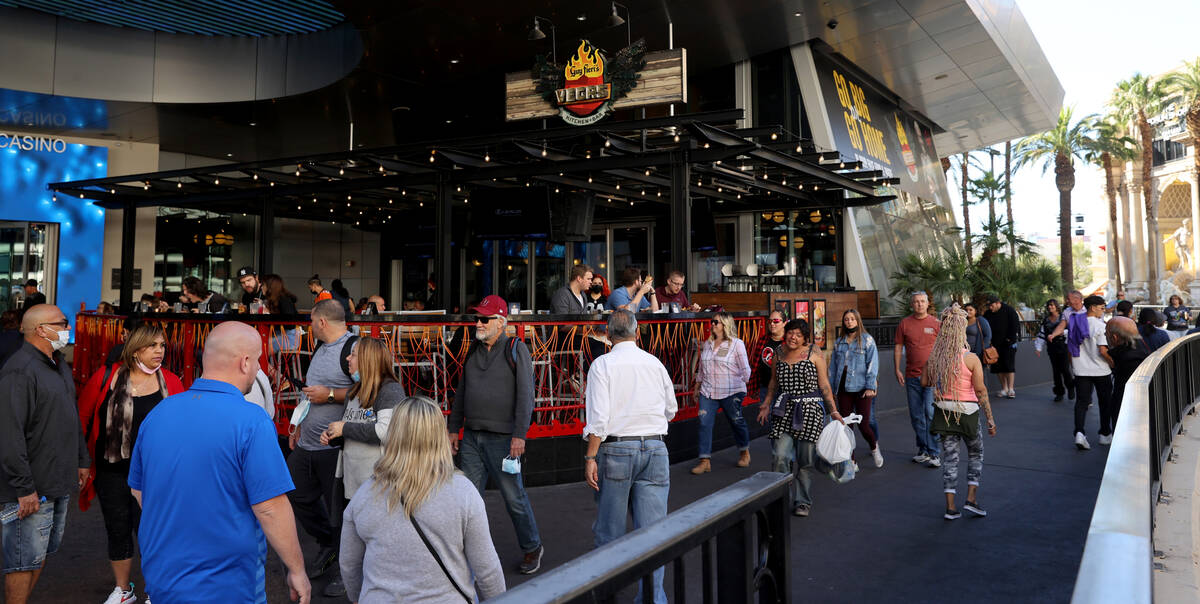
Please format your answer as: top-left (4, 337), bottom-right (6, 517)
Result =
top-left (1, 305), bottom-right (89, 604)
top-left (129, 321), bottom-right (310, 604)
top-left (1106, 316), bottom-right (1149, 430)
top-left (367, 295), bottom-right (386, 313)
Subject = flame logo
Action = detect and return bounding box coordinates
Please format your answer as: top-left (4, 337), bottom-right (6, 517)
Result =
top-left (565, 40), bottom-right (604, 81)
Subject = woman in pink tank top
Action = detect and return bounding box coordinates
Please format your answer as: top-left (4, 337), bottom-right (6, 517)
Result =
top-left (921, 305), bottom-right (997, 520)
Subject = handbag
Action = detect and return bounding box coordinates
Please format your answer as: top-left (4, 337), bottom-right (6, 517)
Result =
top-left (982, 346), bottom-right (998, 365)
top-left (408, 503), bottom-right (472, 603)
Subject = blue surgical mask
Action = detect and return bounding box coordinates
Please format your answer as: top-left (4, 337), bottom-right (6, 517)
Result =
top-left (351, 371), bottom-right (361, 383)
top-left (501, 456), bottom-right (521, 474)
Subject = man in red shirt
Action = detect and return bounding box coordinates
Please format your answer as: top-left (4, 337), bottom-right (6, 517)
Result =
top-left (654, 271), bottom-right (701, 312)
top-left (894, 291), bottom-right (941, 467)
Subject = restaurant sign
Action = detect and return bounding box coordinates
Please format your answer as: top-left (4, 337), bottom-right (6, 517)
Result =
top-left (811, 51), bottom-right (950, 208)
top-left (506, 40), bottom-right (686, 124)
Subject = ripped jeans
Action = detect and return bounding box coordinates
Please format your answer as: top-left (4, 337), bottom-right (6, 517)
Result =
top-left (697, 393), bottom-right (750, 458)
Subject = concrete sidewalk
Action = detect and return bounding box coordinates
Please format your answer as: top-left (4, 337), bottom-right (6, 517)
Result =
top-left (10, 379), bottom-right (1108, 603)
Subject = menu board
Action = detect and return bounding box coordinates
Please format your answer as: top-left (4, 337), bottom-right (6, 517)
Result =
top-left (811, 50), bottom-right (951, 208)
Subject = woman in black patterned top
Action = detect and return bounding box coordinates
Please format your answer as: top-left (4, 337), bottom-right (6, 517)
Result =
top-left (756, 318), bottom-right (840, 517)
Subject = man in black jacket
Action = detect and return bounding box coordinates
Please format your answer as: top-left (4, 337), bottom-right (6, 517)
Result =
top-left (549, 264), bottom-right (593, 314)
top-left (0, 304), bottom-right (90, 603)
top-left (983, 294), bottom-right (1021, 399)
top-left (1106, 316), bottom-right (1149, 430)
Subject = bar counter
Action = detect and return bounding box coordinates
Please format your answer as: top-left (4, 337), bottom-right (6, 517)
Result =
top-left (74, 310), bottom-right (768, 486)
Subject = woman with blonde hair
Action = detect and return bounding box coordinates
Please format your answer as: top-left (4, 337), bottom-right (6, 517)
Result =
top-left (76, 323), bottom-right (185, 604)
top-left (340, 396), bottom-right (505, 603)
top-left (691, 311), bottom-right (752, 474)
top-left (921, 304), bottom-right (997, 520)
top-left (321, 336), bottom-right (406, 498)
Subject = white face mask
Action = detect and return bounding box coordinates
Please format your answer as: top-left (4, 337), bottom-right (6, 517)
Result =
top-left (43, 327), bottom-right (69, 351)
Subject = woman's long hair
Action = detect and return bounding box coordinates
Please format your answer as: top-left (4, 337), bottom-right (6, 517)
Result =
top-left (261, 274), bottom-right (298, 314)
top-left (709, 312), bottom-right (738, 344)
top-left (925, 304), bottom-right (969, 400)
top-left (840, 308), bottom-right (865, 350)
top-left (120, 323), bottom-right (166, 372)
top-left (346, 337), bottom-right (397, 410)
top-left (372, 396), bottom-right (457, 518)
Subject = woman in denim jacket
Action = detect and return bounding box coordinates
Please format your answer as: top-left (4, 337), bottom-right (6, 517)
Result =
top-left (829, 309), bottom-right (882, 468)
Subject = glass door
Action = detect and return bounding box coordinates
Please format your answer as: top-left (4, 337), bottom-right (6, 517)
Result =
top-left (611, 225), bottom-right (650, 277)
top-left (0, 222), bottom-right (58, 313)
top-left (533, 241), bottom-right (566, 311)
top-left (498, 240), bottom-right (531, 312)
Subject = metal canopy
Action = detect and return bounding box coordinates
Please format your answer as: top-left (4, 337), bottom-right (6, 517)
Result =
top-left (50, 109), bottom-right (897, 230)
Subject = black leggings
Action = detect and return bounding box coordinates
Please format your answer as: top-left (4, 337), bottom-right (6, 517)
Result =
top-left (1047, 345), bottom-right (1075, 397)
top-left (95, 469), bottom-right (141, 561)
top-left (1074, 375), bottom-right (1114, 437)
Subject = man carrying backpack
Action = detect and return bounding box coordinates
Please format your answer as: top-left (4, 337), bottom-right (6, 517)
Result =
top-left (289, 299), bottom-right (357, 597)
top-left (447, 295), bottom-right (544, 574)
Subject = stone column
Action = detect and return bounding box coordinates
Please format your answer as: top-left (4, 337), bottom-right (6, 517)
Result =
top-left (1126, 161), bottom-right (1149, 302)
top-left (1115, 164), bottom-right (1134, 290)
top-left (1189, 173), bottom-right (1200, 302)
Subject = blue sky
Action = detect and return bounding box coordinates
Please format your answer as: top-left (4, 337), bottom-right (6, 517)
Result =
top-left (975, 1), bottom-right (1200, 244)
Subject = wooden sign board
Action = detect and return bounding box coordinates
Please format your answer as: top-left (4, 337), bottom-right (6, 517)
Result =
top-left (505, 48), bottom-right (687, 122)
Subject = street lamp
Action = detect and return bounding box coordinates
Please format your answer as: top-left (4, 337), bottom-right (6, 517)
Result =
top-left (528, 16), bottom-right (557, 63)
top-left (608, 2), bottom-right (630, 46)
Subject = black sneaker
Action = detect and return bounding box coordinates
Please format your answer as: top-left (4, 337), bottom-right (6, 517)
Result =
top-left (323, 572), bottom-right (346, 598)
top-left (1053, 394), bottom-right (1063, 402)
top-left (964, 500), bottom-right (987, 517)
top-left (308, 546), bottom-right (337, 579)
top-left (944, 508), bottom-right (961, 520)
top-left (1067, 389), bottom-right (1075, 400)
top-left (519, 545), bottom-right (544, 575)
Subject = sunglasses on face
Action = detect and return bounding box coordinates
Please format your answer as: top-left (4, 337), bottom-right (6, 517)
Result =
top-left (475, 316), bottom-right (498, 324)
top-left (769, 318), bottom-right (784, 324)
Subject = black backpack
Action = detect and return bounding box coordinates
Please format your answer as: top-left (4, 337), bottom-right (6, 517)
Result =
top-left (314, 334), bottom-right (359, 378)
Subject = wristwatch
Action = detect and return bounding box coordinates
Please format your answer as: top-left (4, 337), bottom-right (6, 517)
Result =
top-left (584, 455), bottom-right (597, 462)
top-left (326, 389), bottom-right (335, 404)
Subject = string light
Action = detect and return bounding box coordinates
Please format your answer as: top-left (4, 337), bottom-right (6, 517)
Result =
top-left (214, 178), bottom-right (220, 185)
top-left (252, 174), bottom-right (258, 180)
top-left (177, 181), bottom-right (182, 188)
top-left (484, 151), bottom-right (490, 162)
top-left (673, 134), bottom-right (680, 143)
top-left (339, 168), bottom-right (345, 176)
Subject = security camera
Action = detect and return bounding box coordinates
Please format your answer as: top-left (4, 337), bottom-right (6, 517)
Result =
top-left (827, 18), bottom-right (838, 30)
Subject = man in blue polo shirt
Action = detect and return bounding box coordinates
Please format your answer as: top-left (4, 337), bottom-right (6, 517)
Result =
top-left (606, 267), bottom-right (659, 312)
top-left (129, 321), bottom-right (310, 604)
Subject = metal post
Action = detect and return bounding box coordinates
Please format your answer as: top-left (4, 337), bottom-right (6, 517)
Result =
top-left (435, 176), bottom-right (453, 310)
top-left (670, 149), bottom-right (692, 274)
top-left (119, 202), bottom-right (136, 311)
top-left (259, 198), bottom-right (275, 275)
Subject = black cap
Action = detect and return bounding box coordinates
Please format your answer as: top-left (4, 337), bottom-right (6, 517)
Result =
top-left (985, 293), bottom-right (1000, 304)
top-left (23, 279), bottom-right (37, 287)
top-left (236, 266), bottom-right (256, 278)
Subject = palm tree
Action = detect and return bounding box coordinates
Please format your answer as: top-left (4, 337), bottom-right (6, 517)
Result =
top-left (967, 169), bottom-right (1007, 263)
top-left (1084, 115), bottom-right (1137, 293)
top-left (1004, 141), bottom-right (1014, 257)
top-left (1014, 106), bottom-right (1097, 294)
top-left (1166, 58), bottom-right (1200, 238)
top-left (959, 151), bottom-right (972, 262)
top-left (1113, 73), bottom-right (1168, 302)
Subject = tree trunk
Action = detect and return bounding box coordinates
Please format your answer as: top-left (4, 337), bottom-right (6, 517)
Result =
top-left (1139, 112), bottom-right (1159, 303)
top-left (961, 152), bottom-right (971, 263)
top-left (988, 151), bottom-right (996, 238)
top-left (1055, 151), bottom-right (1076, 294)
top-left (1103, 152), bottom-right (1122, 290)
top-left (1005, 141), bottom-right (1014, 257)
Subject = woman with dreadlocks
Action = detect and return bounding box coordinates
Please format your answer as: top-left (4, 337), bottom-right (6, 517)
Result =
top-left (921, 304), bottom-right (997, 520)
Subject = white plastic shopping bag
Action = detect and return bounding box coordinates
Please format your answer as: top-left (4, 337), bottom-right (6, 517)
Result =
top-left (816, 413), bottom-right (862, 464)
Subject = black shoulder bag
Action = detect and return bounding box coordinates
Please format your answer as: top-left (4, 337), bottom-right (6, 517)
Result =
top-left (407, 504), bottom-right (472, 603)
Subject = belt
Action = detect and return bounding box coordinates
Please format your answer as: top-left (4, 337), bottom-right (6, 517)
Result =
top-left (603, 435), bottom-right (665, 443)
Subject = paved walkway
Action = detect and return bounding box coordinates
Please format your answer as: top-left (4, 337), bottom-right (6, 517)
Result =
top-left (9, 380), bottom-right (1108, 604)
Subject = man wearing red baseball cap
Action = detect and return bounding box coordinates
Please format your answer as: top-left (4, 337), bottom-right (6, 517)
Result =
top-left (447, 295), bottom-right (544, 574)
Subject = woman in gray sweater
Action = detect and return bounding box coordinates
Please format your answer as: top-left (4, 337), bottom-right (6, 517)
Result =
top-left (340, 396), bottom-right (506, 603)
top-left (321, 336), bottom-right (406, 496)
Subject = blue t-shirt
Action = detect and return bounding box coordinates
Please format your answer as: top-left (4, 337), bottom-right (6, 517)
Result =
top-left (129, 378), bottom-right (294, 604)
top-left (606, 286), bottom-right (650, 311)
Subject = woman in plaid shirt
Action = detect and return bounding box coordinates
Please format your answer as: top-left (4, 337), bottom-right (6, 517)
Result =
top-left (691, 312), bottom-right (752, 475)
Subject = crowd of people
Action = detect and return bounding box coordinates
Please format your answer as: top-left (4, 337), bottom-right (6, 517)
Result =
top-left (1, 270), bottom-right (1194, 603)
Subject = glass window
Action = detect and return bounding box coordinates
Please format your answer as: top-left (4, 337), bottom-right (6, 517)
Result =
top-left (154, 208), bottom-right (255, 302)
top-left (749, 209), bottom-right (839, 292)
top-left (691, 220), bottom-right (735, 292)
top-left (0, 222), bottom-right (58, 313)
top-left (611, 226), bottom-right (649, 276)
top-left (498, 240), bottom-right (530, 312)
top-left (533, 241), bottom-right (566, 311)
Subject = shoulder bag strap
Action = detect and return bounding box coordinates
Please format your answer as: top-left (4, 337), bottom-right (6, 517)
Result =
top-left (407, 505), bottom-right (472, 603)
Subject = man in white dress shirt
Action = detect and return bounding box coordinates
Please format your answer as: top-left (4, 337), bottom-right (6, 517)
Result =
top-left (583, 310), bottom-right (677, 604)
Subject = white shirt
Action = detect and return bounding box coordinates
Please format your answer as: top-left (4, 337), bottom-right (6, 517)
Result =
top-left (584, 341), bottom-right (678, 440)
top-left (243, 369), bottom-right (276, 419)
top-left (1072, 316), bottom-right (1112, 377)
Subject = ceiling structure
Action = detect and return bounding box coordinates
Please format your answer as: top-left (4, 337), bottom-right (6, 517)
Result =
top-left (0, 0), bottom-right (1061, 161)
top-left (0, 0), bottom-right (344, 35)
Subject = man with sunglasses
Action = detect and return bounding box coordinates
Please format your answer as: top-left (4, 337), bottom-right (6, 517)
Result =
top-left (447, 295), bottom-right (543, 574)
top-left (1, 305), bottom-right (90, 604)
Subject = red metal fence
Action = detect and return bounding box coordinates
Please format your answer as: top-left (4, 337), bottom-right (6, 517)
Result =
top-left (74, 313), bottom-right (767, 438)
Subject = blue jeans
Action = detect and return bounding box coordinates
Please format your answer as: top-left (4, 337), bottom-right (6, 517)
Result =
top-left (905, 377), bottom-right (939, 456)
top-left (697, 393), bottom-right (750, 458)
top-left (458, 430), bottom-right (542, 553)
top-left (771, 434), bottom-right (817, 508)
top-left (2, 495), bottom-right (69, 572)
top-left (595, 440), bottom-right (669, 604)
top-left (869, 398), bottom-right (879, 441)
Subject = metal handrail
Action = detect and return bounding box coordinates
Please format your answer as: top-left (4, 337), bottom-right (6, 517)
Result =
top-left (1071, 333), bottom-right (1200, 603)
top-left (489, 472), bottom-right (793, 604)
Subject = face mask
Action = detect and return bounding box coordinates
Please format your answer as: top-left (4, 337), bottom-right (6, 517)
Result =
top-left (844, 325), bottom-right (859, 333)
top-left (135, 360), bottom-right (159, 375)
top-left (351, 371), bottom-right (361, 383)
top-left (43, 327), bottom-right (68, 352)
top-left (590, 285), bottom-right (603, 294)
top-left (501, 456), bottom-right (522, 474)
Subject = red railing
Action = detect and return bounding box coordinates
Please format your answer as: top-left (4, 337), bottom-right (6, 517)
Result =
top-left (74, 313), bottom-right (766, 438)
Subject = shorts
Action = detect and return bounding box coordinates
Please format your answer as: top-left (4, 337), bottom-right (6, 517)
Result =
top-left (991, 344), bottom-right (1017, 373)
top-left (2, 495), bottom-right (70, 573)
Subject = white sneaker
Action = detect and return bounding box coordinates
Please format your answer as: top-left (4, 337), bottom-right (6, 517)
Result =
top-left (912, 453), bottom-right (931, 464)
top-left (1075, 432), bottom-right (1090, 450)
top-left (103, 585), bottom-right (137, 604)
top-left (872, 446), bottom-right (884, 468)
top-left (1098, 434), bottom-right (1113, 446)
top-left (926, 456), bottom-right (942, 468)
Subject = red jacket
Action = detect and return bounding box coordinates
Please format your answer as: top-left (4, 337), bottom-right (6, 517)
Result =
top-left (76, 362), bottom-right (185, 511)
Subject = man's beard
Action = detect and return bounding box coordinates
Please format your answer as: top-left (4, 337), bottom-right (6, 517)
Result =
top-left (475, 328), bottom-right (491, 341)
